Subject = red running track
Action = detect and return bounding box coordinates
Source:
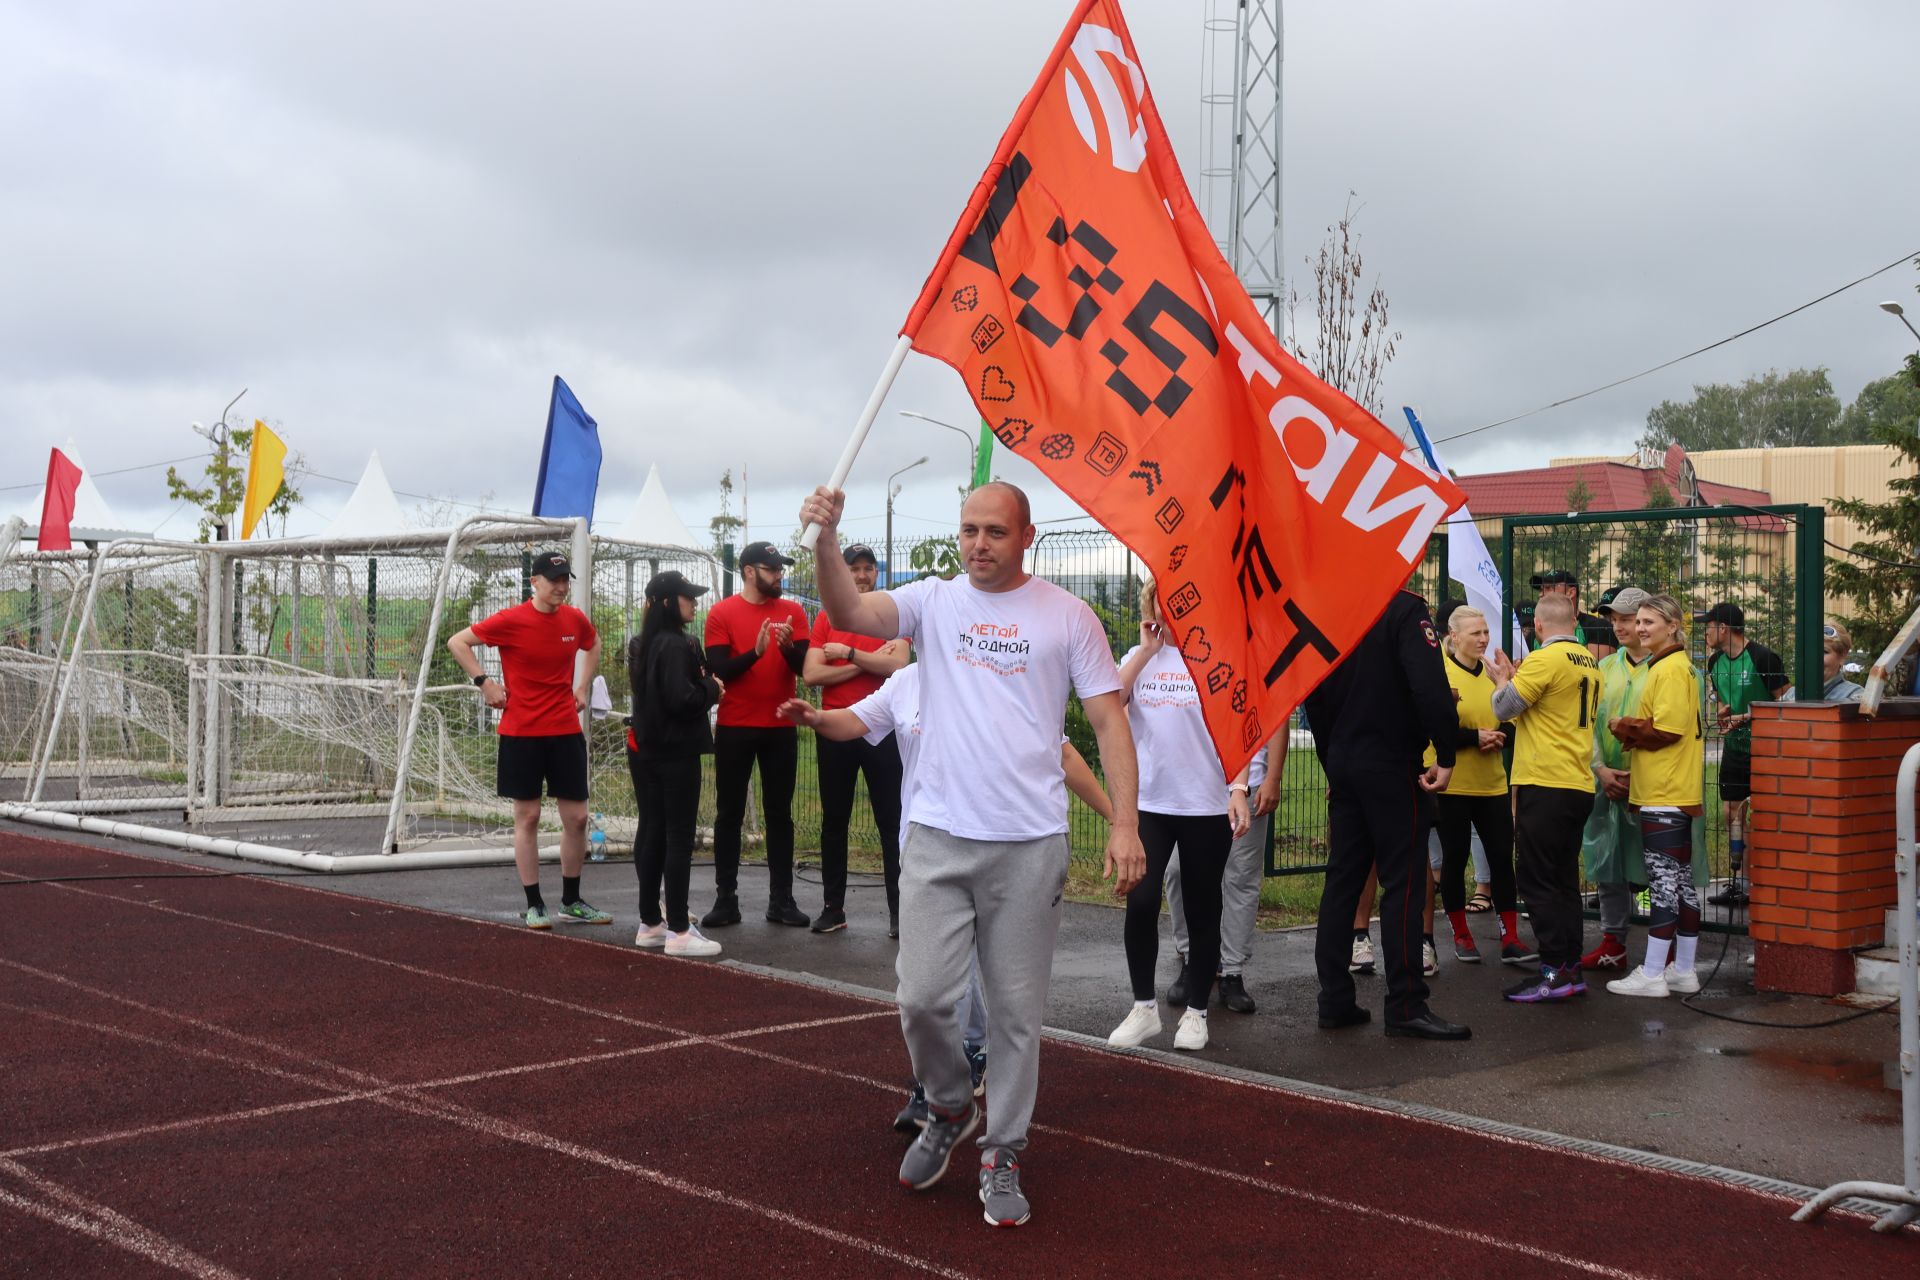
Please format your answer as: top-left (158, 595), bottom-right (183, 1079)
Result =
top-left (1, 833), bottom-right (1913, 1278)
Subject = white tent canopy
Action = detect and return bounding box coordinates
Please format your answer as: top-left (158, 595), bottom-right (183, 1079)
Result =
top-left (617, 464), bottom-right (700, 549)
top-left (320, 451), bottom-right (410, 540)
top-left (10, 443), bottom-right (150, 543)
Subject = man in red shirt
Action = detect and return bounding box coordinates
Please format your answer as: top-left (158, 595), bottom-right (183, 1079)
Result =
top-left (702, 541), bottom-right (813, 929)
top-left (447, 550), bottom-right (609, 929)
top-left (803, 543), bottom-right (910, 936)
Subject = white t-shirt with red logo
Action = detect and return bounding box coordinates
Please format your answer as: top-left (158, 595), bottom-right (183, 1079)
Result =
top-left (888, 574), bottom-right (1120, 841)
top-left (1122, 645), bottom-right (1232, 816)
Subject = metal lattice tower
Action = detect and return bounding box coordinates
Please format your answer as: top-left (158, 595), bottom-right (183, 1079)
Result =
top-left (1199, 0), bottom-right (1284, 334)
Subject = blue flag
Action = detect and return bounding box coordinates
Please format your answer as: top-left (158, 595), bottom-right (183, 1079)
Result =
top-left (532, 376), bottom-right (602, 522)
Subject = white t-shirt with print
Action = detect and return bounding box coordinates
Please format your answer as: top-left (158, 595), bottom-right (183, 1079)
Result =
top-left (888, 573), bottom-right (1120, 840)
top-left (1122, 645), bottom-right (1231, 816)
top-left (853, 665), bottom-right (923, 849)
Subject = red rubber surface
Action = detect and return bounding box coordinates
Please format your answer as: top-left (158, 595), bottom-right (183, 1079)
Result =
top-left (2, 833), bottom-right (1914, 1279)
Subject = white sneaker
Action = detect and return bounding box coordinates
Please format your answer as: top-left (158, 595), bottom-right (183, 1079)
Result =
top-left (1664, 965), bottom-right (1701, 994)
top-left (634, 921), bottom-right (668, 948)
top-left (1422, 941), bottom-right (1439, 977)
top-left (1350, 936), bottom-right (1375, 974)
top-left (1606, 965), bottom-right (1670, 998)
top-left (1173, 1008), bottom-right (1209, 1051)
top-left (665, 926), bottom-right (722, 958)
top-left (1106, 1005), bottom-right (1162, 1048)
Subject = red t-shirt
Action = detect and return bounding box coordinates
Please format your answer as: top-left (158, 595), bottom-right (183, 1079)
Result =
top-left (705, 593), bottom-right (809, 728)
top-left (810, 612), bottom-right (892, 711)
top-left (470, 601), bottom-right (598, 737)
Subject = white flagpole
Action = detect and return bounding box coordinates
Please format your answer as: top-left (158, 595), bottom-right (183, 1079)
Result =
top-left (799, 334), bottom-right (916, 551)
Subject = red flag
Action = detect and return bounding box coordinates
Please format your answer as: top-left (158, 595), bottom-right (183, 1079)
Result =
top-left (902, 0), bottom-right (1465, 777)
top-left (36, 448), bottom-right (83, 552)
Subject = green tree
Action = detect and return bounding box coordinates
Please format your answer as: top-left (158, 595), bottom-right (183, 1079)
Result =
top-left (1827, 354), bottom-right (1920, 654)
top-left (1835, 366), bottom-right (1920, 443)
top-left (708, 469), bottom-right (744, 562)
top-left (1615, 481), bottom-right (1693, 589)
top-left (908, 536), bottom-right (962, 580)
top-left (164, 419), bottom-right (304, 543)
top-left (1637, 368), bottom-right (1843, 454)
top-left (1518, 478), bottom-right (1611, 596)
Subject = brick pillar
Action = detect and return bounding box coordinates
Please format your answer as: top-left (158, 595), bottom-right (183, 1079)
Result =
top-left (1748, 701), bottom-right (1910, 995)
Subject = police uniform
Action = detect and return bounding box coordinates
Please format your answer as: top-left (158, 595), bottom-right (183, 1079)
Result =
top-left (1303, 591), bottom-right (1463, 1033)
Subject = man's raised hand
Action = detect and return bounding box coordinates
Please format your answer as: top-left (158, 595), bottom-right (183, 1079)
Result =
top-left (775, 698), bottom-right (820, 727)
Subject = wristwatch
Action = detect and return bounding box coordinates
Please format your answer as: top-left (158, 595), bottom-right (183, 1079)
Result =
top-left (473, 673), bottom-right (489, 687)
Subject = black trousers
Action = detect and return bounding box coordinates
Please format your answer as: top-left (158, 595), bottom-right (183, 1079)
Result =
top-left (1436, 792), bottom-right (1516, 915)
top-left (629, 750), bottom-right (700, 933)
top-left (1125, 810), bottom-right (1232, 1008)
top-left (712, 724), bottom-right (798, 905)
top-left (1316, 767), bottom-right (1432, 1023)
top-left (816, 731), bottom-right (903, 913)
top-left (1513, 784), bottom-right (1593, 970)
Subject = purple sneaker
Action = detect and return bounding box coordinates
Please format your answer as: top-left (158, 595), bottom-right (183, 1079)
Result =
top-left (1503, 965), bottom-right (1585, 1003)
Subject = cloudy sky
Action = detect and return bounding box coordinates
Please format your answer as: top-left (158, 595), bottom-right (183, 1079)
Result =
top-left (5, 0), bottom-right (1917, 549)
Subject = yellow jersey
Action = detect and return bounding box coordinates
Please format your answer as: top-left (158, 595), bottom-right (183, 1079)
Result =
top-left (1627, 647), bottom-right (1704, 810)
top-left (1510, 638), bottom-right (1600, 793)
top-left (1442, 651), bottom-right (1507, 797)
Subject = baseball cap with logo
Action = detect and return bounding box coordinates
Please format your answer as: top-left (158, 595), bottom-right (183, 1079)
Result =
top-left (1694, 602), bottom-right (1746, 629)
top-left (739, 541), bottom-right (795, 570)
top-left (1530, 568), bottom-right (1577, 589)
top-left (645, 569), bottom-right (709, 602)
top-left (530, 551), bottom-right (574, 580)
top-left (1602, 586), bottom-right (1651, 616)
top-left (842, 543), bottom-right (878, 566)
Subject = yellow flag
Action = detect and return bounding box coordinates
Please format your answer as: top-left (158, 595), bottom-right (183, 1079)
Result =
top-left (240, 420), bottom-right (288, 540)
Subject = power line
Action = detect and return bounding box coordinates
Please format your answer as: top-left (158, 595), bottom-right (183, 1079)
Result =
top-left (1429, 250), bottom-right (1920, 447)
top-left (0, 454), bottom-right (203, 494)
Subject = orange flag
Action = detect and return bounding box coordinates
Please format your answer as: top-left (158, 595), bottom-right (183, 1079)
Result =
top-left (901, 0), bottom-right (1465, 776)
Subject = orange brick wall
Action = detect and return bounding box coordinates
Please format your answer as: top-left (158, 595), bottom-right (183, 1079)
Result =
top-left (1749, 701), bottom-right (1909, 994)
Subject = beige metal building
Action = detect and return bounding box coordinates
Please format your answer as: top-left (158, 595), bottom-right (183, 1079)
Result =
top-left (1551, 445), bottom-right (1901, 552)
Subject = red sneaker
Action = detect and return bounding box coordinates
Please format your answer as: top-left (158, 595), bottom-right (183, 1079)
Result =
top-left (1580, 934), bottom-right (1628, 971)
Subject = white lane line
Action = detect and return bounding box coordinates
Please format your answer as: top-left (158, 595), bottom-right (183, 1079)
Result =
top-left (0, 985), bottom-right (970, 1278)
top-left (14, 878), bottom-right (1670, 1275)
top-left (0, 1158), bottom-right (247, 1280)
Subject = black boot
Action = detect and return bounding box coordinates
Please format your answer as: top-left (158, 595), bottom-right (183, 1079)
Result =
top-left (700, 895), bottom-right (742, 928)
top-left (1219, 974), bottom-right (1256, 1014)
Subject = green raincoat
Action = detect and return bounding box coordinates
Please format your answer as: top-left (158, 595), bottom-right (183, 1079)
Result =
top-left (1582, 648), bottom-right (1709, 888)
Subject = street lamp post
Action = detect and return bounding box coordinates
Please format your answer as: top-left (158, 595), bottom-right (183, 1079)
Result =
top-left (1880, 301), bottom-right (1920, 347)
top-left (898, 411), bottom-right (978, 493)
top-left (886, 456), bottom-right (929, 588)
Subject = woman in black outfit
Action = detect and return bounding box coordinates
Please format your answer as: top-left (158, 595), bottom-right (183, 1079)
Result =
top-left (628, 570), bottom-right (724, 958)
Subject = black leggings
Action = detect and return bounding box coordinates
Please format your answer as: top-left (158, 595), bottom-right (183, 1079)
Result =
top-left (816, 731), bottom-right (903, 913)
top-left (1436, 792), bottom-right (1516, 915)
top-left (629, 751), bottom-right (701, 932)
top-left (1125, 810), bottom-right (1232, 1008)
top-left (1641, 808), bottom-right (1700, 941)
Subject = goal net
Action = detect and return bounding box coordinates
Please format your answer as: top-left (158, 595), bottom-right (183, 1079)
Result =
top-left (1, 518), bottom-right (718, 864)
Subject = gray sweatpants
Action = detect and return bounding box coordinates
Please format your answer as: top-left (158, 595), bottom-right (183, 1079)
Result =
top-left (1167, 812), bottom-right (1268, 976)
top-left (897, 822), bottom-right (1069, 1152)
top-left (1597, 881), bottom-right (1633, 939)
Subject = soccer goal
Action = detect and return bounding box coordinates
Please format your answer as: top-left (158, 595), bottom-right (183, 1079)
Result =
top-left (0, 517), bottom-right (717, 869)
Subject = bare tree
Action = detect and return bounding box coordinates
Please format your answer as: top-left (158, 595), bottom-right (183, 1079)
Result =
top-left (1284, 194), bottom-right (1401, 416)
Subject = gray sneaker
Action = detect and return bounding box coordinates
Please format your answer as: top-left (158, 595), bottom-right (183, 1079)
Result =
top-left (897, 1100), bottom-right (979, 1190)
top-left (979, 1146), bottom-right (1031, 1227)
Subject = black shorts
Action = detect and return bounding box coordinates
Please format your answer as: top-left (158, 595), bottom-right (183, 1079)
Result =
top-left (496, 733), bottom-right (589, 802)
top-left (1718, 752), bottom-right (1751, 803)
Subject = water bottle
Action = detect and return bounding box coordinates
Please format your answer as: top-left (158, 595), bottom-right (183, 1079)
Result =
top-left (588, 812), bottom-right (608, 862)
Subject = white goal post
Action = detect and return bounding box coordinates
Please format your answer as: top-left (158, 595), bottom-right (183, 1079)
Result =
top-left (0, 516), bottom-right (719, 869)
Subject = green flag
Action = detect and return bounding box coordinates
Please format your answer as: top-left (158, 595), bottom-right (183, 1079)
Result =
top-left (972, 417), bottom-right (994, 490)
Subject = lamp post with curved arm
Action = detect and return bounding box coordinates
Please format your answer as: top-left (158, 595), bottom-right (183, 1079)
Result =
top-left (898, 411), bottom-right (978, 495)
top-left (886, 456), bottom-right (929, 588)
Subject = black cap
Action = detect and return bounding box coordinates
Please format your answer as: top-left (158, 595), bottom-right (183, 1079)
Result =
top-left (1596, 585), bottom-right (1623, 610)
top-left (1517, 601), bottom-right (1537, 623)
top-left (1530, 568), bottom-right (1576, 588)
top-left (530, 551), bottom-right (574, 581)
top-left (842, 543), bottom-right (878, 566)
top-left (1696, 602), bottom-right (1746, 629)
top-left (645, 569), bottom-right (708, 602)
top-left (1435, 598), bottom-right (1467, 633)
top-left (739, 540), bottom-right (795, 570)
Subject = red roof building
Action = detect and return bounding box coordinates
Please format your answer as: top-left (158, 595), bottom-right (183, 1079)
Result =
top-left (1455, 445), bottom-right (1784, 532)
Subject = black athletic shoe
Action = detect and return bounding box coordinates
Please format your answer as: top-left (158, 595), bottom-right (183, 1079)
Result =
top-left (1219, 974), bottom-right (1256, 1014)
top-left (1166, 953), bottom-right (1189, 1006)
top-left (894, 1082), bottom-right (930, 1134)
top-left (1708, 881), bottom-right (1749, 907)
top-left (888, 910), bottom-right (900, 940)
top-left (700, 896), bottom-right (742, 929)
top-left (1317, 1006), bottom-right (1371, 1030)
top-left (811, 906), bottom-right (848, 933)
top-left (767, 900), bottom-right (811, 928)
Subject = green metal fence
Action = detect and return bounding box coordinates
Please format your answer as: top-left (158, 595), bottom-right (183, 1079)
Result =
top-left (1501, 504), bottom-right (1828, 935)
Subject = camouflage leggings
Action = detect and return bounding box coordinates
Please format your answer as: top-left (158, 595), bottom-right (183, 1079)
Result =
top-left (1641, 808), bottom-right (1700, 941)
